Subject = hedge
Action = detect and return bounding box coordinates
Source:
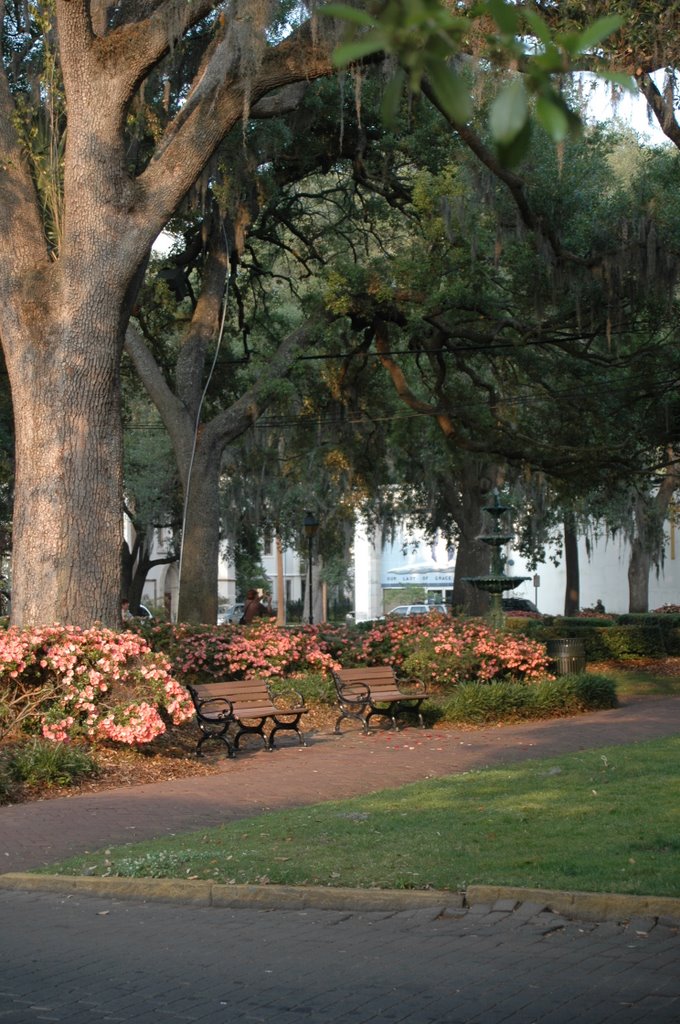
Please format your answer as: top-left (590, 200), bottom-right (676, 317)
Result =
top-left (436, 672), bottom-right (618, 725)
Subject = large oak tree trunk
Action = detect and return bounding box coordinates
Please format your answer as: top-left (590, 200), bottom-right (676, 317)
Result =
top-left (6, 302), bottom-right (125, 627)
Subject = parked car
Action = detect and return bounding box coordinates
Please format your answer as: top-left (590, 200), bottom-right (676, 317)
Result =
top-left (502, 597), bottom-right (539, 614)
top-left (217, 603), bottom-right (244, 625)
top-left (388, 604), bottom-right (448, 617)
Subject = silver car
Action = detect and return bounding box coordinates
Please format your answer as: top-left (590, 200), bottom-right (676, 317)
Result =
top-left (217, 603), bottom-right (244, 625)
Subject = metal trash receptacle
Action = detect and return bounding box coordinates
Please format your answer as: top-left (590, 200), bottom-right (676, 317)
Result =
top-left (546, 637), bottom-right (587, 675)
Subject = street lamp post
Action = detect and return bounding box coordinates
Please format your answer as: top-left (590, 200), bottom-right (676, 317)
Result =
top-left (303, 511), bottom-right (319, 625)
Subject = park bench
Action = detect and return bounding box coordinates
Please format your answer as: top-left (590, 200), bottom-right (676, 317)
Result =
top-left (187, 679), bottom-right (308, 756)
top-left (331, 665), bottom-right (429, 734)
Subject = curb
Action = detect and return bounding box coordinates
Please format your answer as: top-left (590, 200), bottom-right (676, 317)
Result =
top-left (0, 873), bottom-right (461, 912)
top-left (2, 873), bottom-right (679, 923)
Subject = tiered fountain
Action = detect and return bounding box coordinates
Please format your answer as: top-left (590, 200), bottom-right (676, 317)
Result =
top-left (462, 491), bottom-right (530, 628)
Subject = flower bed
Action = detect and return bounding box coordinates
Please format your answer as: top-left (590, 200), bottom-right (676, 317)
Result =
top-left (138, 616), bottom-right (552, 691)
top-left (0, 617), bottom-right (554, 749)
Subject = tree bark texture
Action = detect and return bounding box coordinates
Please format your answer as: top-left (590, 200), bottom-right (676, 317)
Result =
top-left (176, 441), bottom-right (222, 625)
top-left (627, 539), bottom-right (652, 614)
top-left (9, 321), bottom-right (123, 627)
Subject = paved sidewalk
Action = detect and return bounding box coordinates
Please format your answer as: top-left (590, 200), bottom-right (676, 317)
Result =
top-left (1, 887), bottom-right (679, 1023)
top-left (2, 695), bottom-right (680, 873)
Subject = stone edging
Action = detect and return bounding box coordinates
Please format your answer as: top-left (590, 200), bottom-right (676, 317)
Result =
top-left (1, 873), bottom-right (679, 924)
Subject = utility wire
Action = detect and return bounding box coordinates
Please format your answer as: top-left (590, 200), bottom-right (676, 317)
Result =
top-left (176, 231), bottom-right (231, 612)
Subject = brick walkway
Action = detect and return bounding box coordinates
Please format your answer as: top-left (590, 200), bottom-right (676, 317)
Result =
top-left (1, 886), bottom-right (679, 1023)
top-left (2, 695), bottom-right (680, 872)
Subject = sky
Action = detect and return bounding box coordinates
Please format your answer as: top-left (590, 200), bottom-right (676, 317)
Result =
top-left (583, 72), bottom-right (670, 146)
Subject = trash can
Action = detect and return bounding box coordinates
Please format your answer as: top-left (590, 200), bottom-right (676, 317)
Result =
top-left (546, 637), bottom-right (586, 675)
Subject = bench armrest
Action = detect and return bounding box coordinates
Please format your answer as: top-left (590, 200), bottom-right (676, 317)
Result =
top-left (193, 695), bottom-right (234, 720)
top-left (332, 673), bottom-right (371, 705)
top-left (267, 684), bottom-right (307, 711)
top-left (396, 675), bottom-right (428, 695)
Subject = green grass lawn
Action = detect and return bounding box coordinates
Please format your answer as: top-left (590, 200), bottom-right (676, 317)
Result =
top-left (41, 736), bottom-right (680, 898)
top-left (602, 665), bottom-right (680, 699)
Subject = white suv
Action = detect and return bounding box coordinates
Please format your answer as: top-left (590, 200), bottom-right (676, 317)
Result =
top-left (388, 604), bottom-right (448, 616)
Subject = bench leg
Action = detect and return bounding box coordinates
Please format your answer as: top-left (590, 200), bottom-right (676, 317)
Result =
top-left (334, 708), bottom-right (370, 734)
top-left (232, 719), bottom-right (271, 751)
top-left (196, 730), bottom-right (235, 758)
top-left (269, 712), bottom-right (307, 748)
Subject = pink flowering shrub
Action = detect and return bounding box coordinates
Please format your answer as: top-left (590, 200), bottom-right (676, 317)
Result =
top-left (157, 622), bottom-right (342, 683)
top-left (134, 616), bottom-right (551, 691)
top-left (359, 617), bottom-right (551, 687)
top-left (0, 626), bottom-right (193, 745)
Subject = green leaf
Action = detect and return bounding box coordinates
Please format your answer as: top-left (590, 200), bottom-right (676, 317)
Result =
top-left (332, 33), bottom-right (386, 67)
top-left (495, 119), bottom-right (532, 168)
top-left (319, 3), bottom-right (377, 27)
top-left (575, 15), bottom-right (623, 54)
top-left (426, 60), bottom-right (473, 124)
top-left (381, 68), bottom-right (407, 127)
top-left (485, 0), bottom-right (519, 36)
top-left (536, 96), bottom-right (570, 143)
top-left (522, 9), bottom-right (552, 47)
top-left (530, 43), bottom-right (565, 74)
top-left (489, 78), bottom-right (528, 146)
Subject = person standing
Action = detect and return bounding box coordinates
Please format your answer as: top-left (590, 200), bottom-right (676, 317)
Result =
top-left (242, 589), bottom-right (273, 624)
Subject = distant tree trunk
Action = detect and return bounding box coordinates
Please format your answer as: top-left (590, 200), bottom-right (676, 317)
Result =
top-left (627, 462), bottom-right (680, 613)
top-left (121, 532), bottom-right (177, 616)
top-left (564, 515), bottom-right (580, 616)
top-left (447, 462), bottom-right (502, 615)
top-left (177, 444), bottom-right (221, 624)
top-left (275, 534), bottom-right (286, 626)
top-left (627, 538), bottom-right (651, 613)
top-left (125, 319), bottom-right (321, 625)
top-left (452, 531), bottom-right (491, 615)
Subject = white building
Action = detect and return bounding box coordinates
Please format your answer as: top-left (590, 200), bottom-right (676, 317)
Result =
top-left (132, 511), bottom-right (680, 622)
top-left (133, 523), bottom-right (305, 621)
top-left (352, 516), bottom-right (680, 621)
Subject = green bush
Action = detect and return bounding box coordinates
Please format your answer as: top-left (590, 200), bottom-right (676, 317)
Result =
top-left (438, 672), bottom-right (617, 725)
top-left (592, 625), bottom-right (666, 659)
top-left (6, 739), bottom-right (99, 788)
top-left (269, 672), bottom-right (335, 705)
top-left (558, 672), bottom-right (619, 709)
top-left (618, 614), bottom-right (680, 655)
top-left (531, 623), bottom-right (666, 660)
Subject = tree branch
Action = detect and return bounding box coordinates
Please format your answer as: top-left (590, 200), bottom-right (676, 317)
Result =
top-left (124, 321), bottom-right (192, 451)
top-left (139, 21), bottom-right (336, 228)
top-left (0, 63), bottom-right (50, 316)
top-left (636, 71), bottom-right (680, 149)
top-left (373, 319), bottom-right (458, 440)
top-left (204, 317), bottom-right (326, 449)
